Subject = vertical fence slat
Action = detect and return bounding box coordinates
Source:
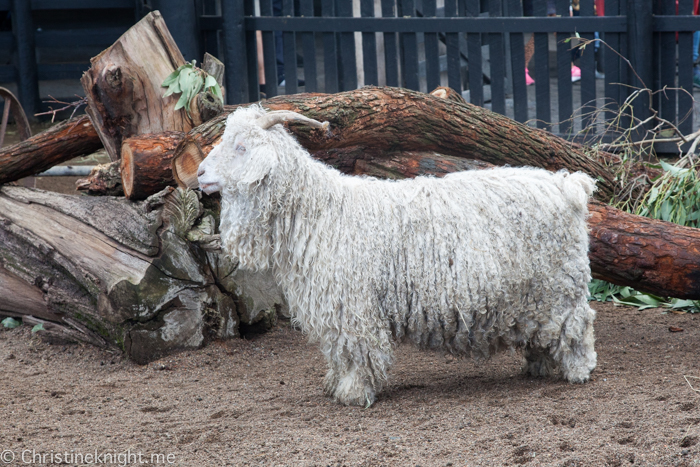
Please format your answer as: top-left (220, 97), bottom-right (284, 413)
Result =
top-left (487, 0), bottom-right (505, 114)
top-left (400, 0), bottom-right (419, 90)
top-left (11, 0), bottom-right (39, 117)
top-left (533, 1), bottom-right (550, 130)
top-left (300, 0), bottom-right (317, 92)
top-left (465, 0), bottom-right (481, 104)
top-left (322, 0), bottom-right (338, 92)
top-left (618, 0), bottom-right (631, 131)
top-left (221, 0), bottom-right (248, 104)
top-left (243, 0), bottom-right (259, 102)
top-left (337, 0), bottom-right (357, 91)
top-left (627, 0), bottom-right (653, 140)
top-left (259, 0), bottom-right (279, 97)
top-left (604, 0), bottom-right (620, 124)
top-left (422, 0), bottom-right (440, 91)
top-left (445, 0), bottom-right (462, 94)
top-left (678, 0), bottom-right (694, 135)
top-left (507, 0), bottom-right (527, 122)
top-left (658, 0), bottom-right (676, 127)
top-left (579, 1), bottom-right (596, 130)
top-left (282, 0), bottom-right (297, 94)
top-left (554, 0), bottom-right (572, 134)
top-left (361, 0), bottom-right (378, 86)
top-left (202, 0), bottom-right (220, 59)
top-left (381, 0), bottom-right (399, 87)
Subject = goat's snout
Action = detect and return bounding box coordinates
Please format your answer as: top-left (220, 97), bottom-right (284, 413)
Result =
top-left (197, 166), bottom-right (206, 177)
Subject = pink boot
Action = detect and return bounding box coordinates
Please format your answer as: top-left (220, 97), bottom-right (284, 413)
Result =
top-left (571, 65), bottom-right (581, 82)
top-left (525, 67), bottom-right (535, 86)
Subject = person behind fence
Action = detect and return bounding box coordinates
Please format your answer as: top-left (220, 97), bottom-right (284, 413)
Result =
top-left (522, 0), bottom-right (582, 85)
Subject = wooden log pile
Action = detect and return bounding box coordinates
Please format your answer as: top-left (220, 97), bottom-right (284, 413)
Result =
top-left (0, 12), bottom-right (697, 364)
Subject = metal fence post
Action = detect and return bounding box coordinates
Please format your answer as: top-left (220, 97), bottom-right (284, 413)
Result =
top-left (627, 0), bottom-right (653, 141)
top-left (11, 0), bottom-right (39, 121)
top-left (221, 0), bottom-right (249, 104)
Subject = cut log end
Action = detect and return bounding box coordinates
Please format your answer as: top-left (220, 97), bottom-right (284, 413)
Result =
top-left (120, 131), bottom-right (185, 200)
top-left (120, 144), bottom-right (136, 199)
top-left (172, 138), bottom-right (209, 190)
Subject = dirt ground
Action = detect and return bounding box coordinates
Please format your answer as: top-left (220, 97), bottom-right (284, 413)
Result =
top-left (0, 302), bottom-right (698, 466)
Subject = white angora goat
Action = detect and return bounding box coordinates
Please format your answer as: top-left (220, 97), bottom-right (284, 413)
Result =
top-left (197, 105), bottom-right (597, 407)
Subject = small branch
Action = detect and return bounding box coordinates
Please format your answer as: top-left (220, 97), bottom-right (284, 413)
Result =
top-left (34, 95), bottom-right (88, 122)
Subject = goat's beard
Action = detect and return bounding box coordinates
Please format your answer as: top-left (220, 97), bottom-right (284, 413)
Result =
top-left (219, 186), bottom-right (275, 272)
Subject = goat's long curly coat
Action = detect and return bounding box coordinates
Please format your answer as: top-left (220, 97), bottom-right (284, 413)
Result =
top-left (198, 105), bottom-right (597, 407)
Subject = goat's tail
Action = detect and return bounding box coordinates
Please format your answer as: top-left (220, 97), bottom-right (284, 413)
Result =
top-left (559, 171), bottom-right (597, 212)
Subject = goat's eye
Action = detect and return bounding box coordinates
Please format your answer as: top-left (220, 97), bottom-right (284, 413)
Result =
top-left (235, 143), bottom-right (246, 155)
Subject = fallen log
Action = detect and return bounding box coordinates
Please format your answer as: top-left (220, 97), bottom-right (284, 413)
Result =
top-left (80, 11), bottom-right (192, 161)
top-left (120, 131), bottom-right (184, 200)
top-left (0, 115), bottom-right (102, 184)
top-left (0, 186), bottom-right (276, 362)
top-left (171, 87), bottom-right (641, 201)
top-left (588, 200), bottom-right (700, 299)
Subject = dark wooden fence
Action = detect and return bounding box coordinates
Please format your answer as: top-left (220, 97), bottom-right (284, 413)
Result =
top-left (3, 0), bottom-right (700, 146)
top-left (215, 0), bottom-right (700, 146)
top-left (0, 0), bottom-right (143, 116)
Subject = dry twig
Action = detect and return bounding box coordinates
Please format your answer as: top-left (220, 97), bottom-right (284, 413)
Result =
top-left (35, 95), bottom-right (88, 122)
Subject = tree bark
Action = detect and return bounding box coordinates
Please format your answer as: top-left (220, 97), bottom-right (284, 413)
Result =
top-left (0, 115), bottom-right (102, 184)
top-left (0, 185), bottom-right (287, 362)
top-left (587, 200), bottom-right (700, 299)
top-left (75, 161), bottom-right (123, 196)
top-left (0, 186), bottom-right (240, 362)
top-left (120, 131), bottom-right (184, 200)
top-left (171, 87), bottom-right (642, 201)
top-left (80, 11), bottom-right (192, 161)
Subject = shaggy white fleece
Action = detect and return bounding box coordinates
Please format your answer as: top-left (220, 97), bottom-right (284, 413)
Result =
top-left (198, 105), bottom-right (597, 407)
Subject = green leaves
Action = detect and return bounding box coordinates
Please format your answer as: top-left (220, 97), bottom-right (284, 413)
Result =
top-left (161, 60), bottom-right (224, 117)
top-left (589, 279), bottom-right (700, 312)
top-left (637, 155), bottom-right (700, 228)
top-left (1, 317), bottom-right (20, 329)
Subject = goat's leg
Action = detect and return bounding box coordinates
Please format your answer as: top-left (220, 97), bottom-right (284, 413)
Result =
top-left (323, 334), bottom-right (392, 407)
top-left (532, 301), bottom-right (597, 383)
top-left (558, 303), bottom-right (597, 383)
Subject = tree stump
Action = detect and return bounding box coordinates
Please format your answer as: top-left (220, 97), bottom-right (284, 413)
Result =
top-left (80, 11), bottom-right (192, 161)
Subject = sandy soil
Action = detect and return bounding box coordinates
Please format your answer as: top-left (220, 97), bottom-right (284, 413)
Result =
top-left (1, 301), bottom-right (699, 466)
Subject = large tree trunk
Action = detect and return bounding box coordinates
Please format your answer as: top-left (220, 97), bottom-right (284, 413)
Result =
top-left (0, 186), bottom-right (237, 362)
top-left (80, 11), bottom-right (192, 161)
top-left (0, 115), bottom-right (102, 184)
top-left (0, 185), bottom-right (286, 362)
top-left (172, 87), bottom-right (637, 201)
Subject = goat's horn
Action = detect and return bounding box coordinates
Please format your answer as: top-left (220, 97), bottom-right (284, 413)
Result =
top-left (256, 110), bottom-right (329, 131)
